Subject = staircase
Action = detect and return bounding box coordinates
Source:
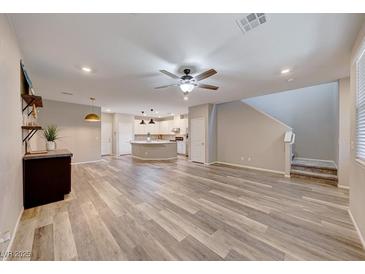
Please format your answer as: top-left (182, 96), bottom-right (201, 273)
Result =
top-left (290, 158), bottom-right (338, 186)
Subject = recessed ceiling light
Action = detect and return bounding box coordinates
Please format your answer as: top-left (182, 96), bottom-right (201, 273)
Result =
top-left (281, 68), bottom-right (290, 74)
top-left (155, 111), bottom-right (159, 114)
top-left (287, 78), bottom-right (294, 82)
top-left (106, 109), bottom-right (111, 112)
top-left (81, 67), bottom-right (92, 73)
top-left (158, 116), bottom-right (161, 118)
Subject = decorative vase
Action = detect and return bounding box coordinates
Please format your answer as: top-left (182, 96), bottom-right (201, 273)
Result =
top-left (46, 141), bottom-right (56, 151)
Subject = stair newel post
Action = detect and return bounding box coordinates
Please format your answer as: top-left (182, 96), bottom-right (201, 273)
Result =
top-left (284, 131), bottom-right (295, 178)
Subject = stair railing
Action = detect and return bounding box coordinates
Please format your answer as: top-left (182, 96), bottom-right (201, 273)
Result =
top-left (284, 131), bottom-right (295, 177)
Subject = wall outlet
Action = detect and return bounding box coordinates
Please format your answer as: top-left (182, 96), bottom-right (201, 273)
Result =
top-left (248, 157), bottom-right (251, 162)
top-left (0, 231), bottom-right (11, 243)
top-left (240, 156), bottom-right (244, 161)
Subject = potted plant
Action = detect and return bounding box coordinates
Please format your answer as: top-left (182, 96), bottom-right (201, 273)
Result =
top-left (43, 125), bottom-right (59, 151)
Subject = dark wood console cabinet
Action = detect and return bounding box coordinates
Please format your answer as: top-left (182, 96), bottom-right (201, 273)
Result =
top-left (23, 149), bottom-right (73, 209)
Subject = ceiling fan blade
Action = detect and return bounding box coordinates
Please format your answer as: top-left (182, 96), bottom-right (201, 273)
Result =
top-left (198, 83), bottom-right (219, 90)
top-left (159, 70), bottom-right (180, 79)
top-left (194, 69), bottom-right (217, 81)
top-left (154, 84), bottom-right (178, 89)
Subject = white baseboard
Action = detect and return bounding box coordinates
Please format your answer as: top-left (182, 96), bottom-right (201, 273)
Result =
top-left (348, 208), bottom-right (365, 250)
top-left (71, 159), bottom-right (103, 165)
top-left (214, 161), bottom-right (285, 175)
top-left (132, 155), bottom-right (177, 161)
top-left (3, 207), bottom-right (23, 261)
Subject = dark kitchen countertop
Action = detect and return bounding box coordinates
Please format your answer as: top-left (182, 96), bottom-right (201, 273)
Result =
top-left (23, 149), bottom-right (73, 160)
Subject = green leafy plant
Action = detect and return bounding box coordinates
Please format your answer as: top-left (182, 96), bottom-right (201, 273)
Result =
top-left (43, 125), bottom-right (59, 142)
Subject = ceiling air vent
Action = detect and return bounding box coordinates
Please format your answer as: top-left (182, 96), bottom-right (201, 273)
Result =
top-left (61, 91), bottom-right (73, 95)
top-left (236, 13), bottom-right (267, 34)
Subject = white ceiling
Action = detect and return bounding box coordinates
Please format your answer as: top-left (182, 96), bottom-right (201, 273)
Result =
top-left (9, 13), bottom-right (365, 116)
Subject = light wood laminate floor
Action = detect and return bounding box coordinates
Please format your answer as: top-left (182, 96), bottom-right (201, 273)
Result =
top-left (10, 156), bottom-right (365, 260)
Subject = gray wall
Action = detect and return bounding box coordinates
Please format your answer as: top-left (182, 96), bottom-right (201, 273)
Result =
top-left (216, 101), bottom-right (291, 173)
top-left (36, 99), bottom-right (101, 163)
top-left (0, 15), bottom-right (24, 254)
top-left (245, 82), bottom-right (339, 163)
top-left (208, 104), bottom-right (217, 163)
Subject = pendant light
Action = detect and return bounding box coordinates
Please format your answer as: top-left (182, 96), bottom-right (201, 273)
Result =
top-left (140, 111), bottom-right (146, 125)
top-left (84, 97), bottom-right (100, 122)
top-left (148, 109), bottom-right (155, 124)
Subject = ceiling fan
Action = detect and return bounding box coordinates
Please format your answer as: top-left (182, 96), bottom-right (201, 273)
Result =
top-left (155, 68), bottom-right (218, 99)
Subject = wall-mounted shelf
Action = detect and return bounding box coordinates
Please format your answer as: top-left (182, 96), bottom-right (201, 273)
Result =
top-left (134, 133), bottom-right (176, 136)
top-left (21, 94), bottom-right (43, 116)
top-left (22, 125), bottom-right (42, 143)
top-left (22, 125), bottom-right (42, 130)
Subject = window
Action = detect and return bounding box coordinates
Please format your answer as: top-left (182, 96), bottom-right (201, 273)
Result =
top-left (356, 48), bottom-right (365, 161)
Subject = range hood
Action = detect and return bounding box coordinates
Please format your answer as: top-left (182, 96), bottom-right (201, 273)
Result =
top-left (171, 128), bottom-right (180, 133)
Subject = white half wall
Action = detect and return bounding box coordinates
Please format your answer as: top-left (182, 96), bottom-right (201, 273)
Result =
top-left (0, 15), bottom-right (24, 255)
top-left (216, 101), bottom-right (291, 173)
top-left (36, 99), bottom-right (101, 163)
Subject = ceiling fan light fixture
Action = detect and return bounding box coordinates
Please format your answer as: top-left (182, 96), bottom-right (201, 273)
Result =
top-left (180, 83), bottom-right (195, 92)
top-left (183, 91), bottom-right (189, 101)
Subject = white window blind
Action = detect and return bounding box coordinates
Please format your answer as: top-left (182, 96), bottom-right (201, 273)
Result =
top-left (357, 49), bottom-right (365, 161)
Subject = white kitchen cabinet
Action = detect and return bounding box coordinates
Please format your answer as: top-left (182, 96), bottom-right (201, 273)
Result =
top-left (152, 122), bottom-right (160, 134)
top-left (134, 118), bottom-right (187, 136)
top-left (146, 122), bottom-right (159, 134)
top-left (160, 120), bottom-right (169, 134)
top-left (134, 120), bottom-right (146, 134)
top-left (145, 123), bottom-right (152, 134)
top-left (173, 115), bottom-right (180, 128)
top-left (167, 119), bottom-right (174, 134)
top-left (171, 116), bottom-right (188, 134)
top-left (180, 118), bottom-right (188, 134)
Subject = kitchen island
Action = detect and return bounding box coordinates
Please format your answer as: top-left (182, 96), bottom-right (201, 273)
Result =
top-left (131, 140), bottom-right (177, 160)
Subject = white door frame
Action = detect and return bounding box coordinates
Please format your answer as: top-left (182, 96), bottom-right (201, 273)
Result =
top-left (101, 119), bottom-right (113, 156)
top-left (190, 117), bottom-right (206, 163)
